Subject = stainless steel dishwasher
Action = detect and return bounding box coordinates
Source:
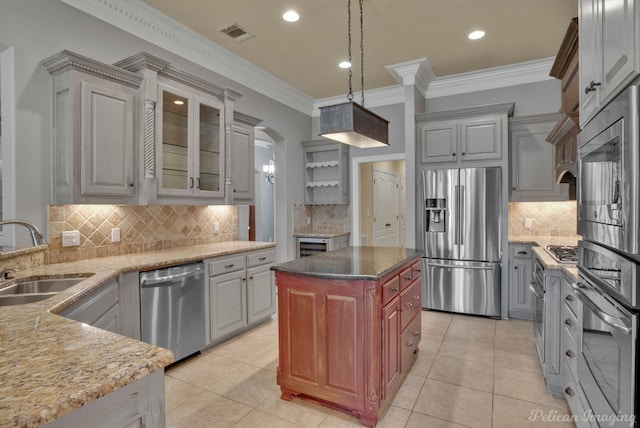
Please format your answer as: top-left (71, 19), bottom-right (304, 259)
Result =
top-left (140, 262), bottom-right (206, 362)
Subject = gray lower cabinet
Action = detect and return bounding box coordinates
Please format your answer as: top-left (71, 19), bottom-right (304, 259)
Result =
top-left (508, 243), bottom-right (534, 320)
top-left (60, 279), bottom-right (121, 333)
top-left (60, 273), bottom-right (141, 340)
top-left (207, 248), bottom-right (275, 344)
top-left (43, 369), bottom-right (165, 428)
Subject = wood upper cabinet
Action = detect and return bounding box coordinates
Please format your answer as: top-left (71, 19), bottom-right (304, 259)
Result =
top-left (43, 51), bottom-right (142, 204)
top-left (579, 0), bottom-right (640, 127)
top-left (416, 103), bottom-right (514, 167)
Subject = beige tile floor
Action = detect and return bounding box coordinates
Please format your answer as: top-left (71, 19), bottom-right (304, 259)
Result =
top-left (164, 310), bottom-right (575, 427)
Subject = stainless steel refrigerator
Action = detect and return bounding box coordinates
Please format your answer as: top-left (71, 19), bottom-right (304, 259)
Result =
top-left (422, 167), bottom-right (502, 317)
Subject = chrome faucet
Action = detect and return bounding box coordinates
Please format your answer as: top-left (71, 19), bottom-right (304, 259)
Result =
top-left (0, 219), bottom-right (47, 247)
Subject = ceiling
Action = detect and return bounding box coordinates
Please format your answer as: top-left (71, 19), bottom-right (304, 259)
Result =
top-left (142, 0), bottom-right (578, 100)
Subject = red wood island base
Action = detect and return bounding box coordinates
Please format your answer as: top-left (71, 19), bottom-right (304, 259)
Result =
top-left (271, 247), bottom-right (423, 427)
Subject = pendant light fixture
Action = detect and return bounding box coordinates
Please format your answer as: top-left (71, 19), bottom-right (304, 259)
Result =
top-left (320, 0), bottom-right (389, 148)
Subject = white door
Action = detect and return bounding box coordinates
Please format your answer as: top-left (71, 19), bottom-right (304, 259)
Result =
top-left (373, 168), bottom-right (399, 247)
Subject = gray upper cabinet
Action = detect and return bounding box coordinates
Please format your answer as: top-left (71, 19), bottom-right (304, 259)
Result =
top-left (156, 81), bottom-right (225, 200)
top-left (231, 112), bottom-right (262, 204)
top-left (302, 140), bottom-right (350, 205)
top-left (579, 0), bottom-right (639, 127)
top-left (43, 51), bottom-right (143, 205)
top-left (509, 114), bottom-right (569, 202)
top-left (416, 103), bottom-right (514, 167)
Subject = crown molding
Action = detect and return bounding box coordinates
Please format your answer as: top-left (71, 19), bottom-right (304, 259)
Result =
top-left (60, 0), bottom-right (315, 115)
top-left (385, 58), bottom-right (436, 94)
top-left (426, 57), bottom-right (556, 99)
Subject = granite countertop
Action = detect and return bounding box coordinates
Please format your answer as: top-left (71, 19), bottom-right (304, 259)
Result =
top-left (271, 246), bottom-right (422, 280)
top-left (292, 232), bottom-right (351, 239)
top-left (531, 246), bottom-right (578, 282)
top-left (509, 236), bottom-right (579, 281)
top-left (0, 240), bottom-right (275, 427)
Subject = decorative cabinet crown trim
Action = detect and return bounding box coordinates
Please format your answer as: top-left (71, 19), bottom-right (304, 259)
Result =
top-left (415, 101), bottom-right (515, 122)
top-left (42, 50), bottom-right (143, 88)
top-left (234, 111), bottom-right (263, 127)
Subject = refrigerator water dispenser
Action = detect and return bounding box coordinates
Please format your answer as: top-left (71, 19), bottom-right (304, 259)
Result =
top-left (425, 198), bottom-right (446, 232)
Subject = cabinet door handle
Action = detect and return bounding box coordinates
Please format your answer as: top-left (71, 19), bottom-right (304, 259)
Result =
top-left (404, 276), bottom-right (411, 281)
top-left (189, 177), bottom-right (194, 189)
top-left (196, 177), bottom-right (201, 189)
top-left (452, 152), bottom-right (456, 156)
top-left (565, 387), bottom-right (574, 397)
top-left (128, 183), bottom-right (134, 187)
top-left (413, 295), bottom-right (420, 301)
top-left (391, 287), bottom-right (398, 292)
top-left (517, 251), bottom-right (528, 255)
top-left (406, 302), bottom-right (413, 308)
top-left (406, 341), bottom-right (413, 347)
top-left (249, 276), bottom-right (254, 280)
top-left (564, 319), bottom-right (572, 326)
top-left (461, 152), bottom-right (466, 156)
top-left (585, 80), bottom-right (602, 94)
top-left (385, 223), bottom-right (391, 227)
top-left (565, 350), bottom-right (574, 358)
top-left (565, 295), bottom-right (574, 302)
top-left (514, 266), bottom-right (518, 270)
top-left (412, 330), bottom-right (420, 337)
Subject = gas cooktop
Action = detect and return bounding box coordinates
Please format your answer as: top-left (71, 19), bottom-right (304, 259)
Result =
top-left (545, 245), bottom-right (578, 264)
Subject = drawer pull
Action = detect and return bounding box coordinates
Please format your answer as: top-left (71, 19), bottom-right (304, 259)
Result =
top-left (412, 330), bottom-right (420, 337)
top-left (413, 295), bottom-right (420, 301)
top-left (565, 387), bottom-right (575, 397)
top-left (225, 264), bottom-right (235, 269)
top-left (258, 257), bottom-right (267, 261)
top-left (406, 302), bottom-right (413, 308)
top-left (565, 350), bottom-right (574, 358)
top-left (404, 277), bottom-right (411, 281)
top-left (392, 287), bottom-right (398, 293)
top-left (406, 341), bottom-right (413, 347)
top-left (565, 295), bottom-right (574, 302)
top-left (564, 319), bottom-right (572, 326)
top-left (517, 251), bottom-right (528, 255)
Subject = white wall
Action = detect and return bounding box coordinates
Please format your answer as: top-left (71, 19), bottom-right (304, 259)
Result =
top-left (0, 0), bottom-right (309, 257)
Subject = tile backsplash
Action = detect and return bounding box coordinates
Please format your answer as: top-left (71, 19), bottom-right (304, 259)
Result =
top-left (292, 204), bottom-right (351, 234)
top-left (47, 205), bottom-right (237, 263)
top-left (509, 201), bottom-right (580, 239)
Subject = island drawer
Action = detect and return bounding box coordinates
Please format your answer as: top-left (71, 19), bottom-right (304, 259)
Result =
top-left (411, 261), bottom-right (422, 282)
top-left (400, 313), bottom-right (421, 372)
top-left (399, 267), bottom-right (413, 290)
top-left (247, 249), bottom-right (275, 267)
top-left (382, 276), bottom-right (400, 306)
top-left (208, 254), bottom-right (246, 276)
top-left (400, 280), bottom-right (421, 330)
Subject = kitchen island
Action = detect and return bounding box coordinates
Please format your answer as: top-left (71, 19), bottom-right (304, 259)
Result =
top-left (272, 246), bottom-right (423, 427)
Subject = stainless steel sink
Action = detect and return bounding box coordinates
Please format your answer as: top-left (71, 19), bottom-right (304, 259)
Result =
top-left (0, 293), bottom-right (58, 306)
top-left (3, 278), bottom-right (85, 294)
top-left (0, 277), bottom-right (86, 306)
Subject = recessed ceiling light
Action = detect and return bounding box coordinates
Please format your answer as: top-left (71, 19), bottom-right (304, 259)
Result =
top-left (283, 10), bottom-right (300, 22)
top-left (468, 30), bottom-right (485, 40)
top-left (339, 61), bottom-right (352, 69)
top-left (173, 100), bottom-right (185, 105)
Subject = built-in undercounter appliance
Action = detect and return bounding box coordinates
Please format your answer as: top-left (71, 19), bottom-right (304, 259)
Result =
top-left (578, 84), bottom-right (640, 256)
top-left (574, 240), bottom-right (638, 427)
top-left (421, 167), bottom-right (502, 317)
top-left (140, 262), bottom-right (206, 362)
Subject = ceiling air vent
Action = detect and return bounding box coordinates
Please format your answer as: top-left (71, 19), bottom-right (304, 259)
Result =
top-left (218, 23), bottom-right (254, 42)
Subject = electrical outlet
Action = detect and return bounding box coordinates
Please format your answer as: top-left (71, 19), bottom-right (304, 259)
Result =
top-left (214, 222), bottom-right (220, 233)
top-left (524, 218), bottom-right (533, 229)
top-left (111, 228), bottom-right (121, 243)
top-left (61, 230), bottom-right (80, 247)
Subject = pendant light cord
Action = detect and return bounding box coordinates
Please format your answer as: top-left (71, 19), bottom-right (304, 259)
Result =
top-left (359, 0), bottom-right (365, 107)
top-left (347, 0), bottom-right (353, 101)
top-left (346, 0), bottom-right (365, 106)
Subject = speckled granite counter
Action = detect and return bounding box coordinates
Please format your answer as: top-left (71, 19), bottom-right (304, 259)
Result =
top-left (271, 246), bottom-right (422, 280)
top-left (509, 236), bottom-right (579, 281)
top-left (532, 245), bottom-right (578, 281)
top-left (292, 232), bottom-right (351, 239)
top-left (0, 240), bottom-right (275, 427)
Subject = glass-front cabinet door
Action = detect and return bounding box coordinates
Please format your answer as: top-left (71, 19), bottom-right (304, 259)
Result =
top-left (158, 83), bottom-right (224, 199)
